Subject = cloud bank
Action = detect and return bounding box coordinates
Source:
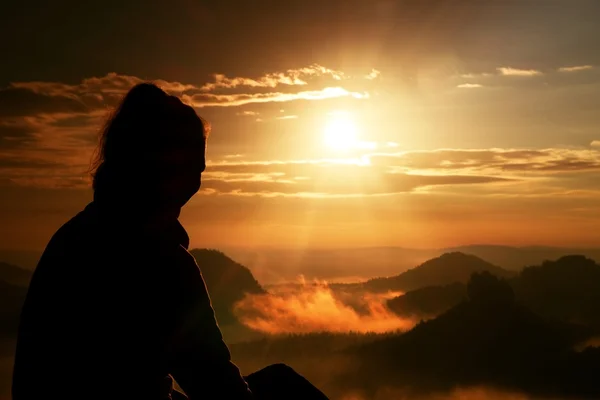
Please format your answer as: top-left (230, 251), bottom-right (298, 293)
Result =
top-left (234, 283), bottom-right (414, 334)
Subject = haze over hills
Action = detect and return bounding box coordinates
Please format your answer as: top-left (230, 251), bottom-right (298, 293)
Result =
top-left (4, 245), bottom-right (600, 284)
top-left (187, 245), bottom-right (600, 283)
top-left (2, 249), bottom-right (600, 399)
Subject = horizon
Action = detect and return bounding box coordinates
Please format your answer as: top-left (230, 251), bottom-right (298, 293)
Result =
top-left (3, 242), bottom-right (600, 286)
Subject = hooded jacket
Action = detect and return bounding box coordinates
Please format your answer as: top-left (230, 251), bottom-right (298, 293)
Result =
top-left (12, 200), bottom-right (253, 400)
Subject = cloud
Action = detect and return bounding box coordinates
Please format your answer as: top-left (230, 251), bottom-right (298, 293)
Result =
top-left (234, 282), bottom-right (414, 334)
top-left (459, 68), bottom-right (544, 80)
top-left (0, 156), bottom-right (62, 169)
top-left (199, 64), bottom-right (346, 92)
top-left (366, 69), bottom-right (381, 80)
top-left (0, 87), bottom-right (91, 117)
top-left (497, 67), bottom-right (543, 77)
top-left (5, 73), bottom-right (369, 116)
top-left (457, 83), bottom-right (483, 89)
top-left (276, 115), bottom-right (299, 120)
top-left (10, 73), bottom-right (143, 100)
top-left (460, 73), bottom-right (494, 79)
top-left (236, 111), bottom-right (260, 116)
top-left (199, 166), bottom-right (514, 197)
top-left (1, 64), bottom-right (373, 118)
top-left (0, 122), bottom-right (38, 149)
top-left (211, 148), bottom-right (600, 176)
top-left (590, 141), bottom-right (600, 148)
top-left (368, 148), bottom-right (600, 174)
top-left (182, 87), bottom-right (368, 108)
top-left (558, 65), bottom-right (594, 73)
top-left (4, 142), bottom-right (599, 195)
top-left (193, 147), bottom-right (600, 196)
top-left (0, 65), bottom-right (374, 188)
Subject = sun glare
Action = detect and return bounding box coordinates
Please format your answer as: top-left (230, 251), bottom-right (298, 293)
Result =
top-left (323, 112), bottom-right (377, 152)
top-left (323, 112), bottom-right (359, 151)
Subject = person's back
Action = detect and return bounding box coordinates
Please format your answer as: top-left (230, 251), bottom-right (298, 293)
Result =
top-left (13, 201), bottom-right (199, 399)
top-left (12, 83), bottom-right (329, 400)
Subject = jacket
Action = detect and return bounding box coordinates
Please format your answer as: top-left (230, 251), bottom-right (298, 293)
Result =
top-left (12, 200), bottom-right (253, 400)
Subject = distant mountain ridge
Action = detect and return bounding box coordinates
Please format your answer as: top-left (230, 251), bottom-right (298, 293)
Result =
top-left (336, 252), bottom-right (514, 293)
top-left (5, 245), bottom-right (600, 282)
top-left (0, 262), bottom-right (32, 287)
top-left (443, 245), bottom-right (600, 271)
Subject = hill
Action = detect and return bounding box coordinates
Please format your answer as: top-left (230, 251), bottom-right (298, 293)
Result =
top-left (340, 252), bottom-right (514, 293)
top-left (0, 280), bottom-right (27, 339)
top-left (0, 262), bottom-right (32, 287)
top-left (222, 245), bottom-right (600, 283)
top-left (445, 245), bottom-right (600, 271)
top-left (386, 255), bottom-right (600, 326)
top-left (512, 255), bottom-right (600, 326)
top-left (0, 262), bottom-right (31, 340)
top-left (189, 249), bottom-right (266, 326)
top-left (347, 272), bottom-right (600, 399)
top-left (386, 282), bottom-right (467, 318)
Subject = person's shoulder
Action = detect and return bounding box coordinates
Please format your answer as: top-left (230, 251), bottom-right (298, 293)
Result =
top-left (42, 203), bottom-right (99, 254)
top-left (171, 245), bottom-right (202, 276)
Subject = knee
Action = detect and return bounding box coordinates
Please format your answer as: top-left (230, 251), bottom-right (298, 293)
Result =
top-left (271, 363), bottom-right (293, 370)
top-left (267, 363), bottom-right (296, 374)
top-left (259, 363), bottom-right (300, 380)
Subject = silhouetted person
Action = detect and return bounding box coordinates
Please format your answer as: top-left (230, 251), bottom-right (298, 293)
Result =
top-left (12, 83), bottom-right (329, 400)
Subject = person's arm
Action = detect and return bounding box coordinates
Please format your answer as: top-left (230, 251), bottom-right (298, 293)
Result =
top-left (166, 247), bottom-right (253, 400)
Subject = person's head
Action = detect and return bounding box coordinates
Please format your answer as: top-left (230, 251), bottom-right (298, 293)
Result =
top-left (91, 83), bottom-right (209, 214)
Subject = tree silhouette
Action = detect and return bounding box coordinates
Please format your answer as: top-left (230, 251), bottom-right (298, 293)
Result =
top-left (467, 271), bottom-right (515, 307)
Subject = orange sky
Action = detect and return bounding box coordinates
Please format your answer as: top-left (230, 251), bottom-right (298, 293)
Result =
top-left (2, 0), bottom-right (600, 252)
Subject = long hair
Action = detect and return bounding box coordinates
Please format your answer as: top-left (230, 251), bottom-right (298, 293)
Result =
top-left (90, 83), bottom-right (209, 198)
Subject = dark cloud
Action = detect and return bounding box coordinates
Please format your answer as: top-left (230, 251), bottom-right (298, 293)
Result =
top-left (48, 114), bottom-right (99, 129)
top-left (0, 123), bottom-right (37, 149)
top-left (0, 157), bottom-right (63, 169)
top-left (0, 87), bottom-right (89, 117)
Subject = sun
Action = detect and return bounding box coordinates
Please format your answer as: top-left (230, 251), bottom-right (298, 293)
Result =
top-left (323, 112), bottom-right (359, 151)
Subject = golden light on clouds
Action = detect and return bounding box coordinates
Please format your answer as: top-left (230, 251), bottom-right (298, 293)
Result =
top-left (233, 282), bottom-right (413, 334)
top-left (3, 61), bottom-right (600, 250)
